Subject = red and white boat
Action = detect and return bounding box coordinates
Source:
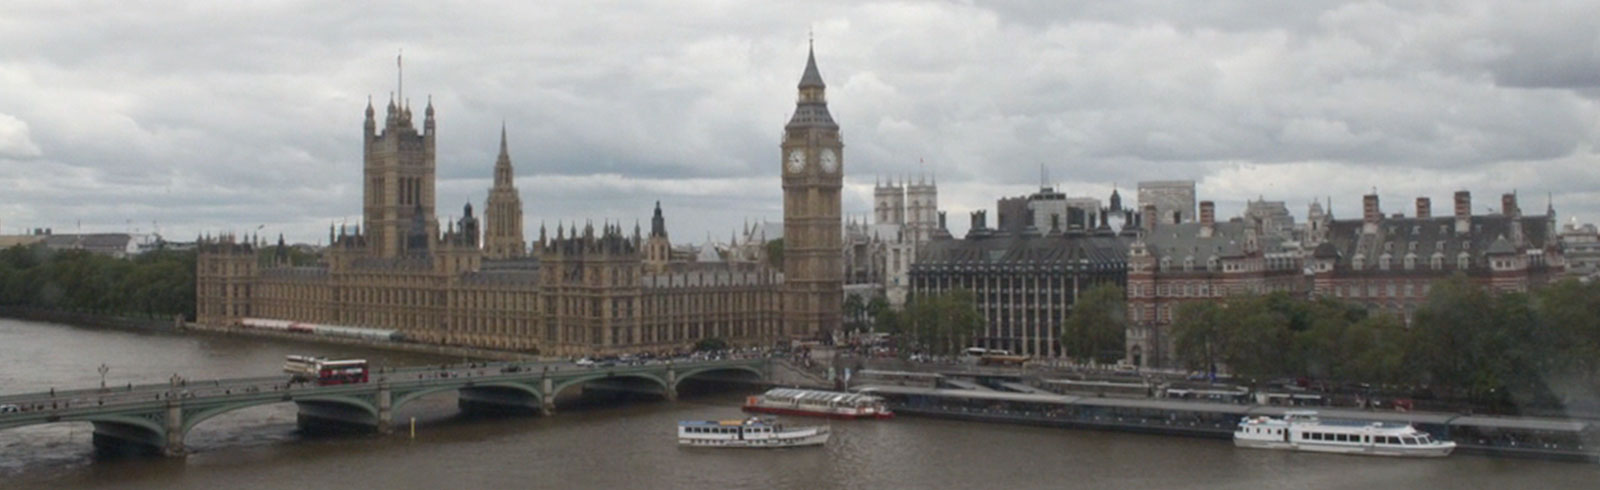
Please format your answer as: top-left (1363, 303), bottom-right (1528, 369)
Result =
top-left (743, 388), bottom-right (894, 419)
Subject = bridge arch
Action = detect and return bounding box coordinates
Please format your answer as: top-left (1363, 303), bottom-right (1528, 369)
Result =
top-left (391, 381), bottom-right (543, 413)
top-left (84, 413), bottom-right (168, 436)
top-left (0, 410), bottom-right (168, 436)
top-left (180, 394), bottom-right (377, 435)
top-left (672, 364), bottom-right (765, 391)
top-left (549, 372), bottom-right (670, 401)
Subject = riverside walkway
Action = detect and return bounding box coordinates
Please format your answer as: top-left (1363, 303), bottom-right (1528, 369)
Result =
top-left (0, 358), bottom-right (770, 456)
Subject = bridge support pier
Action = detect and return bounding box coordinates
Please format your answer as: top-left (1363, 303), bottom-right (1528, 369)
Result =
top-left (377, 383), bottom-right (393, 434)
top-left (541, 377), bottom-right (555, 416)
top-left (665, 367), bottom-right (678, 402)
top-left (163, 401), bottom-right (185, 457)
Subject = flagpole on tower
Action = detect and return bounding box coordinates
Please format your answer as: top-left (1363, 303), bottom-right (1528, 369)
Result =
top-left (397, 49), bottom-right (403, 103)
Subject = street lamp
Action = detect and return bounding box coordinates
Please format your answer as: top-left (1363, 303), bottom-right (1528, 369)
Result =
top-left (98, 363), bottom-right (109, 390)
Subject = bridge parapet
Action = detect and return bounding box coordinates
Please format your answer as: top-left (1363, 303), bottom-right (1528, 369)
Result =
top-left (0, 358), bottom-right (771, 457)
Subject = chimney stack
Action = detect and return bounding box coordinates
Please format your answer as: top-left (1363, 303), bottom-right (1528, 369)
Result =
top-left (1505, 192), bottom-right (1524, 245)
top-left (1454, 191), bottom-right (1471, 233)
top-left (1502, 193), bottom-right (1519, 217)
top-left (1362, 194), bottom-right (1381, 234)
top-left (1199, 201), bottom-right (1215, 238)
top-left (1142, 204), bottom-right (1158, 233)
top-left (1416, 197), bottom-right (1431, 219)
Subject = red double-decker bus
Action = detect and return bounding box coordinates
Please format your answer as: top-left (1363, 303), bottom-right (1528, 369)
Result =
top-left (284, 356), bottom-right (368, 385)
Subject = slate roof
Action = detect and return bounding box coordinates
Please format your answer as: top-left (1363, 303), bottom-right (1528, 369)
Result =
top-left (799, 47), bottom-right (825, 89)
top-left (1140, 221), bottom-right (1286, 261)
top-left (1318, 214), bottom-right (1555, 272)
top-left (913, 234), bottom-right (1129, 271)
top-left (786, 47), bottom-right (838, 130)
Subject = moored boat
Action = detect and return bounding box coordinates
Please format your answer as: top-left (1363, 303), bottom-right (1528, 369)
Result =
top-left (1234, 411), bottom-right (1455, 457)
top-left (743, 388), bottom-right (894, 419)
top-left (677, 417), bottom-right (829, 448)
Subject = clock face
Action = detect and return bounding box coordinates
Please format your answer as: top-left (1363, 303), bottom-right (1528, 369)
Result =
top-left (820, 149), bottom-right (838, 173)
top-left (787, 149), bottom-right (806, 172)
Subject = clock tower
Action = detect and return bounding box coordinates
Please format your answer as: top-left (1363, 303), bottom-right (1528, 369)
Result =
top-left (781, 43), bottom-right (844, 340)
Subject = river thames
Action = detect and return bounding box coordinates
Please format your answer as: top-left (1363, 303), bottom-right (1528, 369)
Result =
top-left (1, 317), bottom-right (1596, 489)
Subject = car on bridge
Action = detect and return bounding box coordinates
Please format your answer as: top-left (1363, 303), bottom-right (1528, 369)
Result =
top-left (0, 404), bottom-right (20, 413)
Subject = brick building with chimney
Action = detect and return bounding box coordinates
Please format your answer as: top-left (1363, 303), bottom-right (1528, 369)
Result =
top-left (1125, 190), bottom-right (1563, 369)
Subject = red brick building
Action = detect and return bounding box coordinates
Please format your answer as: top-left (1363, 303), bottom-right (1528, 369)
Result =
top-left (1125, 191), bottom-right (1563, 369)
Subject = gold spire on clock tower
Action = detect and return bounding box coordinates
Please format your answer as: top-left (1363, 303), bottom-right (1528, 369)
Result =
top-left (781, 42), bottom-right (843, 339)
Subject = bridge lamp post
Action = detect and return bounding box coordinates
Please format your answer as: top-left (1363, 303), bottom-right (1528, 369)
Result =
top-left (98, 363), bottom-right (109, 390)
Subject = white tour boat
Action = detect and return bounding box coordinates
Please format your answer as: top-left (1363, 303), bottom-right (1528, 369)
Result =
top-left (1234, 411), bottom-right (1456, 457)
top-left (743, 388), bottom-right (894, 419)
top-left (677, 417), bottom-right (830, 448)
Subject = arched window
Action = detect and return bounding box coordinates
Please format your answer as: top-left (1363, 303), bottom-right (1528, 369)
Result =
top-left (1457, 252), bottom-right (1471, 270)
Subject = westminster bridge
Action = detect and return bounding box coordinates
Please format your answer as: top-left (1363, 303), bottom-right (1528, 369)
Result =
top-left (0, 358), bottom-right (770, 456)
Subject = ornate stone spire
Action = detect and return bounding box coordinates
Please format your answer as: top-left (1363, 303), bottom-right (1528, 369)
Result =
top-left (786, 40), bottom-right (836, 131)
top-left (483, 122), bottom-right (525, 258)
top-left (650, 200), bottom-right (667, 238)
top-left (494, 122), bottom-right (514, 187)
top-left (799, 39), bottom-right (825, 89)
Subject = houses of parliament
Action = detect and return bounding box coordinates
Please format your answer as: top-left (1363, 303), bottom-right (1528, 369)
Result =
top-left (196, 49), bottom-right (845, 356)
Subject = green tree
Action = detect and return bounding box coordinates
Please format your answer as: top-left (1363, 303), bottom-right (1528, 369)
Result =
top-left (1326, 314), bottom-right (1406, 383)
top-left (1060, 283), bottom-right (1126, 364)
top-left (0, 245), bottom-right (196, 320)
top-left (1171, 301), bottom-right (1224, 374)
top-left (843, 294), bottom-right (866, 333)
top-left (764, 239), bottom-right (784, 269)
top-left (1532, 279), bottom-right (1600, 390)
top-left (901, 290), bottom-right (983, 356)
top-left (865, 295), bottom-right (891, 331)
top-left (1221, 308), bottom-right (1292, 377)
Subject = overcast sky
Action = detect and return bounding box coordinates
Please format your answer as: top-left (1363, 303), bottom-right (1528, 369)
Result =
top-left (2, 1), bottom-right (1598, 245)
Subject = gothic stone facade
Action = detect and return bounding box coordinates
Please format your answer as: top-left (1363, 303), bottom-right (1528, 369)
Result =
top-left (199, 52), bottom-right (836, 355)
top-left (781, 46), bottom-right (845, 339)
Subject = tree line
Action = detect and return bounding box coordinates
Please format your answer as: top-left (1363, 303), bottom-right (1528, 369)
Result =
top-left (1170, 275), bottom-right (1600, 411)
top-left (0, 244), bottom-right (197, 320)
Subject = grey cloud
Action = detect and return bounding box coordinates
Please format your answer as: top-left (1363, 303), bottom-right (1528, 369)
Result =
top-left (2, 0), bottom-right (1599, 244)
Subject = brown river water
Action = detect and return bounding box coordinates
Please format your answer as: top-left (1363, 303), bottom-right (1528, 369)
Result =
top-left (1, 317), bottom-right (1595, 489)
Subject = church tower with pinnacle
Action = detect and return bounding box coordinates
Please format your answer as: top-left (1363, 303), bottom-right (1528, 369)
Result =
top-left (781, 42), bottom-right (844, 340)
top-left (484, 124), bottom-right (526, 258)
top-left (362, 56), bottom-right (438, 258)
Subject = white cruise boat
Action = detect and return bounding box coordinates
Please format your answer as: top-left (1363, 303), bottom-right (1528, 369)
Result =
top-left (677, 417), bottom-right (829, 448)
top-left (1235, 411), bottom-right (1455, 457)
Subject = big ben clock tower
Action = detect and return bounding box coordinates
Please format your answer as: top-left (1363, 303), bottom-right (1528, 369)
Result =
top-left (781, 43), bottom-right (843, 340)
